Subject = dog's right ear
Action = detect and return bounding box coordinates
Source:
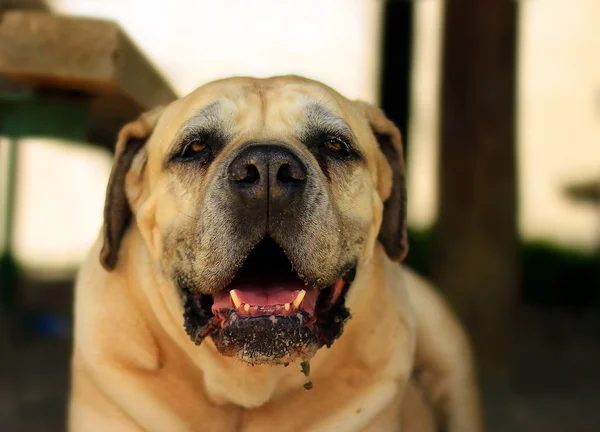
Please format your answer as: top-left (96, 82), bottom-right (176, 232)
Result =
top-left (100, 107), bottom-right (164, 271)
top-left (354, 101), bottom-right (408, 261)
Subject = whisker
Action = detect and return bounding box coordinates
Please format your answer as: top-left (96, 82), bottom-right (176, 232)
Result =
top-left (340, 203), bottom-right (359, 214)
top-left (178, 210), bottom-right (197, 220)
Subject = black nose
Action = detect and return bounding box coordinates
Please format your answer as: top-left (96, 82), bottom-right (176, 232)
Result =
top-left (228, 144), bottom-right (307, 205)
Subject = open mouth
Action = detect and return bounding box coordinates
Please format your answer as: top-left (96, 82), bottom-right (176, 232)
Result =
top-left (180, 237), bottom-right (354, 365)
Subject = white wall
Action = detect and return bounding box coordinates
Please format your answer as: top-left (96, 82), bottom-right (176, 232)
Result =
top-left (518, 0), bottom-right (600, 249)
top-left (51, 0), bottom-right (383, 101)
top-left (407, 0), bottom-right (600, 250)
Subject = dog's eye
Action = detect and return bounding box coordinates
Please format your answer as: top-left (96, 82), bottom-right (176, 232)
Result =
top-left (323, 138), bottom-right (349, 157)
top-left (182, 140), bottom-right (208, 157)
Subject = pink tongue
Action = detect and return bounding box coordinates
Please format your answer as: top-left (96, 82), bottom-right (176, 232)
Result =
top-left (211, 281), bottom-right (318, 315)
top-left (211, 280), bottom-right (307, 310)
top-left (232, 284), bottom-right (303, 305)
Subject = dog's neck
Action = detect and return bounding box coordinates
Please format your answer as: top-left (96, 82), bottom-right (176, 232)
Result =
top-left (127, 229), bottom-right (414, 409)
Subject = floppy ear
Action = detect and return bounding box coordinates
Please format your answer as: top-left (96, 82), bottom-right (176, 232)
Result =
top-left (100, 107), bottom-right (164, 271)
top-left (357, 101), bottom-right (408, 261)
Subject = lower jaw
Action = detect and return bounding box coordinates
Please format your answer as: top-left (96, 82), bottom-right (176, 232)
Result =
top-left (211, 312), bottom-right (320, 365)
top-left (181, 275), bottom-right (354, 364)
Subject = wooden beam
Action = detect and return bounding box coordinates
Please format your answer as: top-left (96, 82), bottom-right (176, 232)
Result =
top-left (0, 11), bottom-right (177, 111)
top-left (434, 0), bottom-right (519, 380)
top-left (1, 0), bottom-right (49, 12)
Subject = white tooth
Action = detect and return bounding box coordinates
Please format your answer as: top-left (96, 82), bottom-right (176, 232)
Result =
top-left (293, 290), bottom-right (306, 309)
top-left (230, 290), bottom-right (242, 308)
top-left (284, 303), bottom-right (290, 311)
top-left (244, 303), bottom-right (250, 312)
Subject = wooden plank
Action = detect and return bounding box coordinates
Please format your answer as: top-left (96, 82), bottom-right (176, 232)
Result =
top-left (434, 0), bottom-right (519, 381)
top-left (1, 0), bottom-right (49, 12)
top-left (0, 11), bottom-right (177, 110)
top-left (87, 94), bottom-right (141, 149)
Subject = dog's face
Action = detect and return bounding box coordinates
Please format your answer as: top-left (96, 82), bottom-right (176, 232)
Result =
top-left (100, 76), bottom-right (407, 365)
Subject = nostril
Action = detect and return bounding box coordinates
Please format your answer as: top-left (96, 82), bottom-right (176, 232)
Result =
top-left (277, 163), bottom-right (306, 184)
top-left (230, 163), bottom-right (260, 184)
top-left (239, 164), bottom-right (260, 184)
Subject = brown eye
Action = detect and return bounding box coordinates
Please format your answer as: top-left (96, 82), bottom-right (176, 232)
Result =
top-left (174, 135), bottom-right (216, 163)
top-left (188, 141), bottom-right (207, 153)
top-left (325, 138), bottom-right (344, 153)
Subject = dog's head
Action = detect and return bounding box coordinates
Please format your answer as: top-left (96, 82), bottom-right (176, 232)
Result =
top-left (100, 76), bottom-right (407, 365)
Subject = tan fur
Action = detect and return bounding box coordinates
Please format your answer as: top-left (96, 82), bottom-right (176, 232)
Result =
top-left (70, 76), bottom-right (482, 431)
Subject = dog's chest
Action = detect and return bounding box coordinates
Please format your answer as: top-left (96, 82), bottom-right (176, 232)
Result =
top-left (207, 374), bottom-right (403, 432)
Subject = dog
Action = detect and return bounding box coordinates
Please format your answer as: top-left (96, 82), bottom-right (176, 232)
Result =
top-left (68, 75), bottom-right (482, 431)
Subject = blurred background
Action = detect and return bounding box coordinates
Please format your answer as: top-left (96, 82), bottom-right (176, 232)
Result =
top-left (0, 0), bottom-right (598, 430)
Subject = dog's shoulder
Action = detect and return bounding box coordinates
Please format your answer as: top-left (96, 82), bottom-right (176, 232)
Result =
top-left (73, 233), bottom-right (162, 372)
top-left (400, 266), bottom-right (473, 375)
top-left (400, 266), bottom-right (483, 431)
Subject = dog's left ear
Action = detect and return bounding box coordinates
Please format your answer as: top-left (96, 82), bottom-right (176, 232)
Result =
top-left (356, 101), bottom-right (408, 261)
top-left (100, 106), bottom-right (164, 271)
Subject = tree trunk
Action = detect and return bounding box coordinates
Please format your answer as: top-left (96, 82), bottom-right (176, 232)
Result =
top-left (434, 0), bottom-right (519, 382)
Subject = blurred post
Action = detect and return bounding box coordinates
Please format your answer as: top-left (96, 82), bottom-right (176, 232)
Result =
top-left (379, 0), bottom-right (413, 157)
top-left (434, 0), bottom-right (519, 381)
top-left (0, 138), bottom-right (20, 352)
top-left (0, 138), bottom-right (19, 310)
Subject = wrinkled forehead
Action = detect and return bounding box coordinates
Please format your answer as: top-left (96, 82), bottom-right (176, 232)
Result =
top-left (152, 78), bottom-right (371, 151)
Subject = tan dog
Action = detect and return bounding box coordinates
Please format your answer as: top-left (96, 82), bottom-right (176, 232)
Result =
top-left (69, 76), bottom-right (482, 431)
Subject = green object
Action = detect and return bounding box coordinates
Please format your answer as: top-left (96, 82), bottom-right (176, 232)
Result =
top-left (0, 93), bottom-right (88, 140)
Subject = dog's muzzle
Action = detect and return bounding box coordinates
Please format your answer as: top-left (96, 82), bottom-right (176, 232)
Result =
top-left (178, 144), bottom-right (356, 366)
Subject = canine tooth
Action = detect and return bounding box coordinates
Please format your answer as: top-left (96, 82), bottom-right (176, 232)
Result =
top-left (284, 303), bottom-right (290, 311)
top-left (293, 290), bottom-right (306, 309)
top-left (244, 303), bottom-right (250, 312)
top-left (230, 290), bottom-right (242, 308)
